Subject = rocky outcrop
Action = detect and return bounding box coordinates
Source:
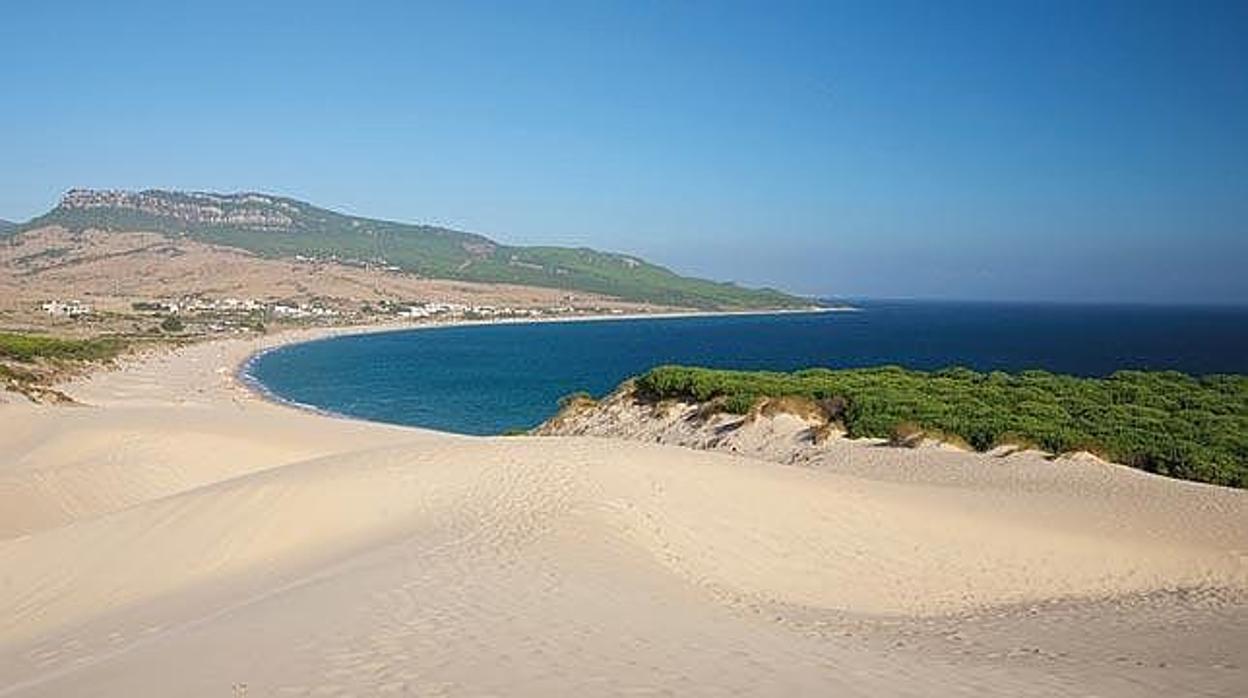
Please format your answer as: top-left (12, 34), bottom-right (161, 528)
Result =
top-left (59, 189), bottom-right (296, 229)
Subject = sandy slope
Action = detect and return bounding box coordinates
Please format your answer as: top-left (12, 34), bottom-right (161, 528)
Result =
top-left (1, 331), bottom-right (1246, 696)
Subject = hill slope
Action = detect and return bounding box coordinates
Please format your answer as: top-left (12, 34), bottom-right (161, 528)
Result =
top-left (15, 190), bottom-right (804, 309)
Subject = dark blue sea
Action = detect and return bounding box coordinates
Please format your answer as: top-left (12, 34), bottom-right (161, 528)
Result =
top-left (245, 301), bottom-right (1248, 435)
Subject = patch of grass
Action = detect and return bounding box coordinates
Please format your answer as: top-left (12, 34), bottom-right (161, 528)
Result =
top-left (752, 395), bottom-right (835, 423)
top-left (0, 363), bottom-right (39, 383)
top-left (557, 391), bottom-right (597, 410)
top-left (889, 421), bottom-right (927, 448)
top-left (634, 365), bottom-right (1248, 488)
top-left (0, 332), bottom-right (127, 363)
top-left (0, 359), bottom-right (71, 403)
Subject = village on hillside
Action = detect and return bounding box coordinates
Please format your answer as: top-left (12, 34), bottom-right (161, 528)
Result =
top-left (32, 293), bottom-right (630, 336)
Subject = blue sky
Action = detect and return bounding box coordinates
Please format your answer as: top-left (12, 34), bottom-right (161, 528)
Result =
top-left (1, 1), bottom-right (1245, 304)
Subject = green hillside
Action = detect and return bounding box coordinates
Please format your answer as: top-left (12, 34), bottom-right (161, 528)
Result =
top-left (16, 190), bottom-right (806, 310)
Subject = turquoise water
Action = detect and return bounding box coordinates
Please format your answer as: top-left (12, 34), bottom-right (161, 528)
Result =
top-left (245, 301), bottom-right (1248, 435)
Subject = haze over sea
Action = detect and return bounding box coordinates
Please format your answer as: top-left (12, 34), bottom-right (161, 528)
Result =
top-left (246, 301), bottom-right (1248, 436)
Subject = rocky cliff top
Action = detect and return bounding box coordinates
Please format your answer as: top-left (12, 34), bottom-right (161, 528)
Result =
top-left (58, 189), bottom-right (297, 228)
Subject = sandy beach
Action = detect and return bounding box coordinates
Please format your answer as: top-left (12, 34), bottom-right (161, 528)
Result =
top-left (2, 325), bottom-right (1246, 697)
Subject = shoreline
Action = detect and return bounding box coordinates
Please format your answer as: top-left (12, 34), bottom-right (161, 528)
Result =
top-left (3, 305), bottom-right (1246, 696)
top-left (230, 305), bottom-right (842, 432)
top-left (236, 308), bottom-right (1247, 486)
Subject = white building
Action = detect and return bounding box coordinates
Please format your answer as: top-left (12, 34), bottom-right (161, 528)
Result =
top-left (41, 300), bottom-right (92, 317)
top-left (271, 303), bottom-right (339, 319)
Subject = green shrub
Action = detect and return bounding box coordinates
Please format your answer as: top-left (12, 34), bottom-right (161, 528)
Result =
top-left (0, 364), bottom-right (38, 383)
top-left (0, 333), bottom-right (127, 363)
top-left (634, 365), bottom-right (1248, 488)
top-left (557, 391), bottom-right (596, 409)
top-left (160, 315), bottom-right (185, 333)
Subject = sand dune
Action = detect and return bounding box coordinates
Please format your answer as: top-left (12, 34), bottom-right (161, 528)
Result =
top-left (1, 332), bottom-right (1245, 696)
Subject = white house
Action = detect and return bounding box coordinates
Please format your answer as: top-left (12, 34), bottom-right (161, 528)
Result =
top-left (41, 300), bottom-right (92, 317)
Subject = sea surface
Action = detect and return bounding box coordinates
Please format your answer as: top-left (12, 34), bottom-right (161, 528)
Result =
top-left (246, 301), bottom-right (1248, 435)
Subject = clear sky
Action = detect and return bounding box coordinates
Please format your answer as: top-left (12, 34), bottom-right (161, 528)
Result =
top-left (2, 1), bottom-right (1245, 304)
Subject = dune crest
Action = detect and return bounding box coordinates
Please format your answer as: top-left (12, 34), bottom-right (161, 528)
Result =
top-left (1, 331), bottom-right (1246, 696)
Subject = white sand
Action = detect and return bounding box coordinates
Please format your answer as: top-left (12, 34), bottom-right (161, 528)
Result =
top-left (1, 328), bottom-right (1246, 696)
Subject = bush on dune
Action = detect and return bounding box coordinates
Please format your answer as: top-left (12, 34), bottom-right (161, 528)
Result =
top-left (0, 332), bottom-right (127, 363)
top-left (634, 365), bottom-right (1248, 488)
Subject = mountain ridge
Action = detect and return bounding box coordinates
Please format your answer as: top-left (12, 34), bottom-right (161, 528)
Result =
top-left (15, 189), bottom-right (805, 310)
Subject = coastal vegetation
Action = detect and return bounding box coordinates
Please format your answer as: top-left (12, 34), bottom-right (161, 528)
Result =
top-left (557, 391), bottom-right (596, 410)
top-left (0, 332), bottom-right (129, 402)
top-left (0, 332), bottom-right (127, 363)
top-left (634, 365), bottom-right (1248, 488)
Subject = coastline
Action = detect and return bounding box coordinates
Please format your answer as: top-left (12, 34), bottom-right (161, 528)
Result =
top-left (231, 305), bottom-right (842, 429)
top-left (2, 306), bottom-right (1246, 696)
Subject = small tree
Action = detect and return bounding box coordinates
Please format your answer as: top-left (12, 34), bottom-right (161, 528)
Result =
top-left (160, 315), bottom-right (184, 333)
